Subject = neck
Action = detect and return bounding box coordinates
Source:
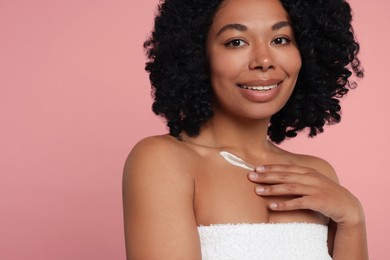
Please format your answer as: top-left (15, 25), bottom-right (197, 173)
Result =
top-left (184, 110), bottom-right (274, 156)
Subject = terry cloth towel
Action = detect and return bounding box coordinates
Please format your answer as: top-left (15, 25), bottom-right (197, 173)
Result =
top-left (198, 222), bottom-right (332, 260)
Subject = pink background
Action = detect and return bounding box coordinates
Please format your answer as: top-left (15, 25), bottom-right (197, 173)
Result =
top-left (0, 0), bottom-right (388, 259)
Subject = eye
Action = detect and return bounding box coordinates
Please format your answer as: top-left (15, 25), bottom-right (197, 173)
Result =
top-left (224, 39), bottom-right (247, 48)
top-left (272, 37), bottom-right (291, 45)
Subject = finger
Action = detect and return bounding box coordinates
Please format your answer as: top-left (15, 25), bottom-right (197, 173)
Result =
top-left (268, 197), bottom-right (311, 211)
top-left (268, 196), bottom-right (347, 222)
top-left (255, 183), bottom-right (312, 196)
top-left (248, 171), bottom-right (315, 185)
top-left (255, 164), bottom-right (312, 174)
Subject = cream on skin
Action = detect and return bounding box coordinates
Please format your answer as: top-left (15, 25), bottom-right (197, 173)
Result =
top-left (219, 151), bottom-right (255, 171)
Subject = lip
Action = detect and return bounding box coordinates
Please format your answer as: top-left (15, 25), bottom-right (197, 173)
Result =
top-left (237, 79), bottom-right (284, 102)
top-left (238, 79), bottom-right (283, 87)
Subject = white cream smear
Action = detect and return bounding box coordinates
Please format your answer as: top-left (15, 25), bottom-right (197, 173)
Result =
top-left (240, 84), bottom-right (278, 91)
top-left (219, 151), bottom-right (255, 171)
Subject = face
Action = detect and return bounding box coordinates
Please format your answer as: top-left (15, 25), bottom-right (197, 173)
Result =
top-left (207, 0), bottom-right (301, 120)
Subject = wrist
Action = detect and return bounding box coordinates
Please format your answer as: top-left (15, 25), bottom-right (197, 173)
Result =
top-left (337, 201), bottom-right (366, 228)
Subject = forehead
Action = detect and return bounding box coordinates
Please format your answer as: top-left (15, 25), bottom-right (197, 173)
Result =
top-left (212, 0), bottom-right (290, 26)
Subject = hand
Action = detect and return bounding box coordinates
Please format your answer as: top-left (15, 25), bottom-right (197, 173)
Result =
top-left (247, 164), bottom-right (364, 227)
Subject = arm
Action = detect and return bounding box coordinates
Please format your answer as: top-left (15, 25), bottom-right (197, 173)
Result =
top-left (122, 137), bottom-right (201, 260)
top-left (247, 160), bottom-right (368, 259)
top-left (319, 162), bottom-right (368, 259)
top-left (328, 195), bottom-right (368, 259)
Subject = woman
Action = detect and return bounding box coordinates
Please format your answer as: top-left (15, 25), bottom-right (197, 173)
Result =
top-left (123, 0), bottom-right (368, 259)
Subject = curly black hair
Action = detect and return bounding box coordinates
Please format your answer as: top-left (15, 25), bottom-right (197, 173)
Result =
top-left (144, 0), bottom-right (363, 143)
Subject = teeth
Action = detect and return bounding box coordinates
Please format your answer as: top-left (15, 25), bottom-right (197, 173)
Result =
top-left (240, 84), bottom-right (278, 91)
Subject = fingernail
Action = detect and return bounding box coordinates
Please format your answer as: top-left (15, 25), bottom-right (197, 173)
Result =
top-left (248, 172), bottom-right (258, 180)
top-left (270, 203), bottom-right (278, 209)
top-left (255, 186), bottom-right (265, 193)
top-left (256, 165), bottom-right (265, 172)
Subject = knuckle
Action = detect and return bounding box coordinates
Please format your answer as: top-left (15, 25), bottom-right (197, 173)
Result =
top-left (293, 199), bottom-right (303, 208)
top-left (279, 171), bottom-right (289, 181)
top-left (305, 171), bottom-right (316, 178)
top-left (286, 183), bottom-right (297, 192)
top-left (281, 165), bottom-right (289, 171)
top-left (278, 201), bottom-right (286, 209)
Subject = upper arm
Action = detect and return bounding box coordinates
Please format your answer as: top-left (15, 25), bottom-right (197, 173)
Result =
top-left (122, 137), bottom-right (201, 260)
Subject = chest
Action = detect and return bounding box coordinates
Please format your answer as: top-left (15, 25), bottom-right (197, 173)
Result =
top-left (192, 156), bottom-right (327, 225)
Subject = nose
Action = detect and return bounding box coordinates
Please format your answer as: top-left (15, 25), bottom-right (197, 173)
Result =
top-left (248, 44), bottom-right (275, 71)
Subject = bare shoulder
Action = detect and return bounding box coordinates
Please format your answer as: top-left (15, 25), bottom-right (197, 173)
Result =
top-left (125, 134), bottom-right (189, 169)
top-left (123, 135), bottom-right (201, 259)
top-left (124, 135), bottom-right (197, 181)
top-left (123, 134), bottom-right (196, 210)
top-left (291, 152), bottom-right (340, 183)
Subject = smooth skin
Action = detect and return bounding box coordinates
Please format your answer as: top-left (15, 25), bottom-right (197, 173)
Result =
top-left (123, 0), bottom-right (368, 259)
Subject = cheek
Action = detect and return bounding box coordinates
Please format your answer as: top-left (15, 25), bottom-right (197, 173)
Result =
top-left (209, 52), bottom-right (247, 79)
top-left (275, 47), bottom-right (301, 74)
top-left (288, 50), bottom-right (302, 75)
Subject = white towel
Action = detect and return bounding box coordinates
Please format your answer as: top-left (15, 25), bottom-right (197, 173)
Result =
top-left (198, 223), bottom-right (332, 260)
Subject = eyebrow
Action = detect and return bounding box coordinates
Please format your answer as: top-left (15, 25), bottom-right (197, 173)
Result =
top-left (271, 21), bottom-right (292, 31)
top-left (216, 21), bottom-right (292, 36)
top-left (216, 24), bottom-right (247, 36)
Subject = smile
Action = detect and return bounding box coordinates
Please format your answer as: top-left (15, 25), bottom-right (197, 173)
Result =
top-left (239, 84), bottom-right (279, 91)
